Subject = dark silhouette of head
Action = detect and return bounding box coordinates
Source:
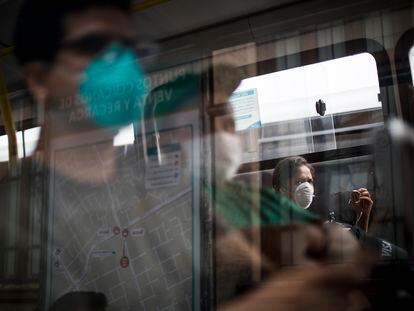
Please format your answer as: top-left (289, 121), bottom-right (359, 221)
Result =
top-left (48, 291), bottom-right (107, 311)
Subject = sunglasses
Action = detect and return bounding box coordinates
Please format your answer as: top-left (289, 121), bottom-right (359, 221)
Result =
top-left (60, 33), bottom-right (135, 56)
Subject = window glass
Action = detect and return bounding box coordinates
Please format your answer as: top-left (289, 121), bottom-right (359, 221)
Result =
top-left (230, 53), bottom-right (383, 163)
top-left (0, 124), bottom-right (137, 163)
top-left (410, 46), bottom-right (414, 85)
top-left (24, 127), bottom-right (41, 157)
top-left (113, 123), bottom-right (135, 146)
top-left (0, 127), bottom-right (41, 162)
top-left (0, 131), bottom-right (24, 161)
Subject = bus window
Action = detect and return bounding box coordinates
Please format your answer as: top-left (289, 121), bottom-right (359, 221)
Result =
top-left (0, 124), bottom-right (135, 163)
top-left (0, 127), bottom-right (40, 162)
top-left (113, 124), bottom-right (135, 146)
top-left (395, 29), bottom-right (414, 123)
top-left (229, 52), bottom-right (383, 163)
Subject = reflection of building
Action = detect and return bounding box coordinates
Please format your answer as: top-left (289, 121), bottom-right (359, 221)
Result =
top-left (257, 108), bottom-right (383, 162)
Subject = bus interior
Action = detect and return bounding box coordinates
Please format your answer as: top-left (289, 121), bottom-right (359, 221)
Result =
top-left (0, 0), bottom-right (414, 310)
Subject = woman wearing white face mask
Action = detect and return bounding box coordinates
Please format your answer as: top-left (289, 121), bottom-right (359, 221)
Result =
top-left (293, 181), bottom-right (315, 209)
top-left (272, 156), bottom-right (316, 210)
top-left (272, 156), bottom-right (374, 230)
top-left (272, 156), bottom-right (409, 260)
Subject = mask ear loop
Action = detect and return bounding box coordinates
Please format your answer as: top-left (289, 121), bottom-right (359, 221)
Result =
top-left (152, 100), bottom-right (162, 165)
top-left (140, 87), bottom-right (162, 166)
top-left (140, 106), bottom-right (149, 165)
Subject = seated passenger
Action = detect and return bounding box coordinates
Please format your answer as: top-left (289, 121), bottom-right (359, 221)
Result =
top-left (217, 155), bottom-right (412, 310)
top-left (272, 156), bottom-right (373, 232)
top-left (272, 156), bottom-right (407, 260)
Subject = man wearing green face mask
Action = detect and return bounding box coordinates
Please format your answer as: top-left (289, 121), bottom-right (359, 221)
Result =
top-left (12, 1), bottom-right (197, 310)
top-left (14, 0), bottom-right (145, 182)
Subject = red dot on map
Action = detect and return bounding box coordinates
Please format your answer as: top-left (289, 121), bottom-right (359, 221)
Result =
top-left (113, 226), bottom-right (120, 235)
top-left (120, 256), bottom-right (129, 268)
top-left (122, 229), bottom-right (129, 238)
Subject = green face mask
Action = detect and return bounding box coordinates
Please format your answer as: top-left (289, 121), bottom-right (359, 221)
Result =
top-left (79, 43), bottom-right (148, 127)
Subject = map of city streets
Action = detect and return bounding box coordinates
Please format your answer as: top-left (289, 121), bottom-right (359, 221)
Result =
top-left (46, 126), bottom-right (196, 310)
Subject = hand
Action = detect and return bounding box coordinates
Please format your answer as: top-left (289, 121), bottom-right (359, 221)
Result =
top-left (351, 188), bottom-right (373, 232)
top-left (220, 262), bottom-right (372, 311)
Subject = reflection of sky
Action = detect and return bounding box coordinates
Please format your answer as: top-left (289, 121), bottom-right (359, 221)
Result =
top-left (234, 53), bottom-right (381, 124)
top-left (0, 124), bottom-right (135, 162)
top-left (113, 123), bottom-right (135, 146)
top-left (0, 127), bottom-right (41, 162)
top-left (410, 46), bottom-right (414, 86)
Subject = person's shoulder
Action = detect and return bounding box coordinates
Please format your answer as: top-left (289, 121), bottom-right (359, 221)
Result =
top-left (224, 180), bottom-right (320, 225)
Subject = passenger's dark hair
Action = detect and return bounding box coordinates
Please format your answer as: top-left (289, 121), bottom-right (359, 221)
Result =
top-left (14, 0), bottom-right (131, 65)
top-left (272, 156), bottom-right (314, 192)
top-left (48, 291), bottom-right (107, 311)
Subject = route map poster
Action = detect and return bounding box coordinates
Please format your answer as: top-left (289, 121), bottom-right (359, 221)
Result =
top-left (45, 112), bottom-right (200, 311)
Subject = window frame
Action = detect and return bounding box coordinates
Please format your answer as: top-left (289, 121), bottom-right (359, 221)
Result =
top-left (395, 28), bottom-right (414, 123)
top-left (226, 38), bottom-right (394, 173)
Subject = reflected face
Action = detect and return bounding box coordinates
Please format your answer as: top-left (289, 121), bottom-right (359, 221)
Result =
top-left (39, 7), bottom-right (134, 129)
top-left (49, 7), bottom-right (134, 94)
top-left (212, 106), bottom-right (236, 135)
top-left (210, 104), bottom-right (242, 181)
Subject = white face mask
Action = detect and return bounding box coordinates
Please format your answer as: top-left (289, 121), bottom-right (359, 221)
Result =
top-left (294, 182), bottom-right (314, 209)
top-left (214, 132), bottom-right (243, 180)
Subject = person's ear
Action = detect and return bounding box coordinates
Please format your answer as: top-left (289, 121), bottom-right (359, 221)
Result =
top-left (23, 62), bottom-right (50, 105)
top-left (278, 187), bottom-right (287, 195)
